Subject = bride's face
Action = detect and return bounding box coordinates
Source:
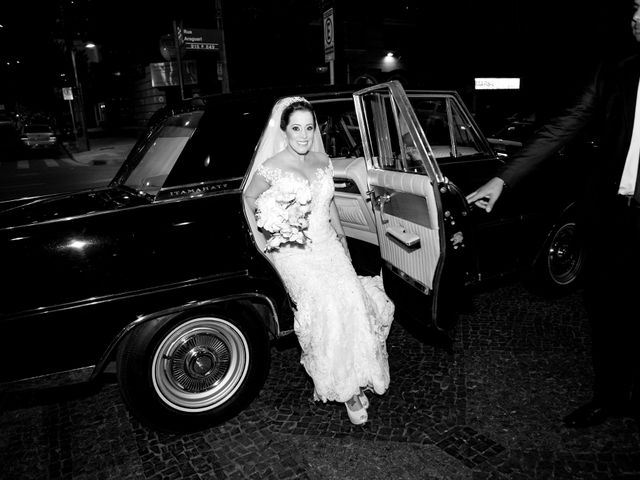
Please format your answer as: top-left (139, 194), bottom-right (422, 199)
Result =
top-left (284, 110), bottom-right (315, 155)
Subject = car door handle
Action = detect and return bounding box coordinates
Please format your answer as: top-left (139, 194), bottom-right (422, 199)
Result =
top-left (376, 193), bottom-right (393, 224)
top-left (386, 226), bottom-right (421, 248)
top-left (376, 193), bottom-right (391, 206)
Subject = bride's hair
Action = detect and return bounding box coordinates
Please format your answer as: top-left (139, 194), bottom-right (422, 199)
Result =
top-left (280, 100), bottom-right (316, 131)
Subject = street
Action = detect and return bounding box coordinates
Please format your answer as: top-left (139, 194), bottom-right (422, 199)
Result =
top-left (1, 281), bottom-right (639, 480)
top-left (0, 142), bottom-right (128, 202)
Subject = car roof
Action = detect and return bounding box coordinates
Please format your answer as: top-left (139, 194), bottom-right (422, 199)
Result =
top-left (150, 85), bottom-right (460, 126)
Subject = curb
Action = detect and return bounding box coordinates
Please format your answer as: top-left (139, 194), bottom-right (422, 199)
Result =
top-left (60, 143), bottom-right (78, 163)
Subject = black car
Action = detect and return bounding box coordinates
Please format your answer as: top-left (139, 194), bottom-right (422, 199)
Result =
top-left (0, 82), bottom-right (584, 432)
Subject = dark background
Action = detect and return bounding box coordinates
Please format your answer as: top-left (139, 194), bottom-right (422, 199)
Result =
top-left (0, 0), bottom-right (635, 131)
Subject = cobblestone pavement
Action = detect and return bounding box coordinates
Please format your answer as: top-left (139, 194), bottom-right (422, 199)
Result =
top-left (1, 281), bottom-right (639, 480)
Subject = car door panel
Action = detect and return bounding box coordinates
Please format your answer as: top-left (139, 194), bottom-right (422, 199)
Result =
top-left (369, 171), bottom-right (440, 291)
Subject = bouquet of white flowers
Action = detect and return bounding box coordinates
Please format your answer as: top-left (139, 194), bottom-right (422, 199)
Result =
top-left (255, 180), bottom-right (312, 251)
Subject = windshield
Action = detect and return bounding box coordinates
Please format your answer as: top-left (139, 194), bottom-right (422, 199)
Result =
top-left (24, 125), bottom-right (52, 133)
top-left (118, 111), bottom-right (203, 196)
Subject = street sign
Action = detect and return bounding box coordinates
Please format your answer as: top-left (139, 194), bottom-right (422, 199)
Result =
top-left (62, 87), bottom-right (74, 101)
top-left (474, 77), bottom-right (520, 90)
top-left (323, 8), bottom-right (335, 63)
top-left (183, 28), bottom-right (221, 52)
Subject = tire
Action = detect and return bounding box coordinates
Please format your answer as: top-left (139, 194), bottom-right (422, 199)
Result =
top-left (531, 219), bottom-right (584, 295)
top-left (116, 308), bottom-right (270, 432)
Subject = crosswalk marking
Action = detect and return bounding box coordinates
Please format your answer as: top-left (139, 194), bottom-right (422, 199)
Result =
top-left (1, 158), bottom-right (90, 169)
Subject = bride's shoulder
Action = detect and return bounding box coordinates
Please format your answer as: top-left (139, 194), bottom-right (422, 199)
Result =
top-left (261, 154), bottom-right (290, 172)
top-left (257, 155), bottom-right (289, 182)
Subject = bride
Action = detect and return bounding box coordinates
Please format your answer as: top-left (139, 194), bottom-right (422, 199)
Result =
top-left (243, 96), bottom-right (394, 425)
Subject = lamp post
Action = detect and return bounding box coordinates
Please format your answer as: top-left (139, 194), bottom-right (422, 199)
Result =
top-left (216, 0), bottom-right (230, 93)
top-left (70, 45), bottom-right (90, 151)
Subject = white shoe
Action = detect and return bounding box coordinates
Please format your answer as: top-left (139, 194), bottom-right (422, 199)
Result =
top-left (345, 395), bottom-right (368, 425)
top-left (358, 390), bottom-right (369, 409)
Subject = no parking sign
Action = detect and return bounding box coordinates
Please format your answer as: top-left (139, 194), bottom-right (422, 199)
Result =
top-left (323, 8), bottom-right (335, 63)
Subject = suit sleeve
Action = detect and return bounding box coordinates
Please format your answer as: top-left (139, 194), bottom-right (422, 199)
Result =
top-left (499, 64), bottom-right (604, 189)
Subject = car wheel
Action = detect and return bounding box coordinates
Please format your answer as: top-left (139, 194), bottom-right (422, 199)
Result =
top-left (116, 309), bottom-right (270, 432)
top-left (532, 219), bottom-right (584, 295)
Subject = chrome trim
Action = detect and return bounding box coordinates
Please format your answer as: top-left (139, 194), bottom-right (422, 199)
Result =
top-left (160, 177), bottom-right (244, 193)
top-left (0, 366), bottom-right (94, 392)
top-left (3, 270), bottom-right (249, 321)
top-left (154, 188), bottom-right (242, 204)
top-left (385, 261), bottom-right (430, 294)
top-left (0, 187), bottom-right (244, 232)
top-left (158, 177), bottom-right (244, 200)
top-left (91, 292), bottom-right (280, 381)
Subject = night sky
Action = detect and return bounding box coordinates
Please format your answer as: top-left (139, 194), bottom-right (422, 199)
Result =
top-left (0, 0), bottom-right (636, 121)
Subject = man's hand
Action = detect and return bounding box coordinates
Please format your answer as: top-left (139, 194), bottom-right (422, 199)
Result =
top-left (465, 177), bottom-right (505, 213)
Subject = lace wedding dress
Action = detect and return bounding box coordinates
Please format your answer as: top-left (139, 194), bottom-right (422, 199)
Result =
top-left (256, 163), bottom-right (394, 403)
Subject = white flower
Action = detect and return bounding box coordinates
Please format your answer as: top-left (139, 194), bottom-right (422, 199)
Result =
top-left (255, 179), bottom-right (312, 252)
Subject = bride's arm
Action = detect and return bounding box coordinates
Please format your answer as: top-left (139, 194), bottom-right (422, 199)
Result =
top-left (243, 173), bottom-right (270, 213)
top-left (329, 199), bottom-right (351, 260)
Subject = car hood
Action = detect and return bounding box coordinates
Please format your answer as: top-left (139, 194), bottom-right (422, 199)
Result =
top-left (0, 187), bottom-right (148, 229)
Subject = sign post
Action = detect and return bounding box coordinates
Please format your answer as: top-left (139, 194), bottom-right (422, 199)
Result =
top-left (70, 49), bottom-right (90, 151)
top-left (173, 20), bottom-right (185, 100)
top-left (215, 0), bottom-right (230, 93)
top-left (62, 87), bottom-right (77, 142)
top-left (323, 8), bottom-right (335, 85)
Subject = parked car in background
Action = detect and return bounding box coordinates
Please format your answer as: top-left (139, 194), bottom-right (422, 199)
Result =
top-left (0, 112), bottom-right (14, 128)
top-left (19, 124), bottom-right (58, 152)
top-left (487, 114), bottom-right (537, 157)
top-left (0, 82), bottom-right (584, 433)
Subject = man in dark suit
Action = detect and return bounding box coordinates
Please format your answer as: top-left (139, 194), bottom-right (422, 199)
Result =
top-left (466, 1), bottom-right (640, 428)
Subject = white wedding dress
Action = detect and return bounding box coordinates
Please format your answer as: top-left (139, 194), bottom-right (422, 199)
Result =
top-left (256, 163), bottom-right (394, 403)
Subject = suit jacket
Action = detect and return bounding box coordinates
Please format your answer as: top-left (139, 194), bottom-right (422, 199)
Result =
top-left (500, 53), bottom-right (640, 228)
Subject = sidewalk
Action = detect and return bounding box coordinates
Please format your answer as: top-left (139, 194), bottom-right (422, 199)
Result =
top-left (62, 128), bottom-right (140, 166)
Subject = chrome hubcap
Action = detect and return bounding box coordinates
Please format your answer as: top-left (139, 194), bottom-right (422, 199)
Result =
top-left (152, 317), bottom-right (249, 412)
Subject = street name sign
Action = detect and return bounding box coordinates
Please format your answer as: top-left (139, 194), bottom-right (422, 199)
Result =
top-left (183, 28), bottom-right (221, 52)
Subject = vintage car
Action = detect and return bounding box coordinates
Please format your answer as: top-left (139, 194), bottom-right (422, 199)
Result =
top-left (0, 82), bottom-right (583, 432)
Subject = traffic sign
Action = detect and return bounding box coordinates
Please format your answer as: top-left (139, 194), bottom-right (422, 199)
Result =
top-left (323, 8), bottom-right (335, 63)
top-left (62, 87), bottom-right (74, 101)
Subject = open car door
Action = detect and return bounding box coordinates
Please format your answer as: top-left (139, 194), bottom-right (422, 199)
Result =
top-left (353, 81), bottom-right (468, 336)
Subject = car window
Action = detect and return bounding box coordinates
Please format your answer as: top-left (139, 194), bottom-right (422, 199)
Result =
top-left (314, 99), bottom-right (363, 159)
top-left (120, 111), bottom-right (203, 196)
top-left (163, 103), bottom-right (268, 190)
top-left (360, 92), bottom-right (427, 174)
top-left (24, 125), bottom-right (52, 133)
top-left (409, 96), bottom-right (489, 161)
top-left (449, 101), bottom-right (485, 155)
